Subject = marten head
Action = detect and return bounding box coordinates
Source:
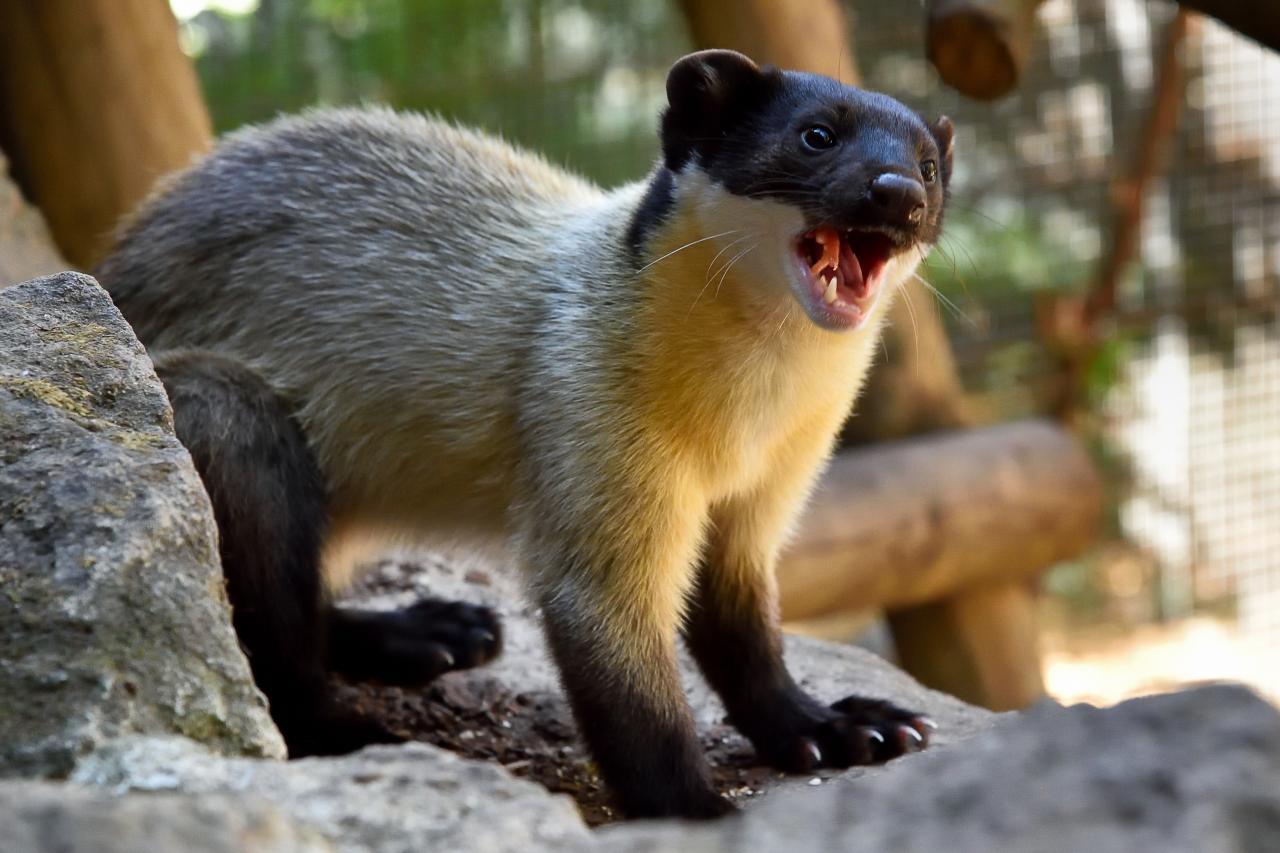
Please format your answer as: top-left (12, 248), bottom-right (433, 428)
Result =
top-left (633, 49), bottom-right (952, 333)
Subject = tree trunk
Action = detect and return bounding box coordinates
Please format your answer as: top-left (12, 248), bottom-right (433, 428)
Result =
top-left (0, 0), bottom-right (213, 268)
top-left (674, 0), bottom-right (974, 448)
top-left (675, 0), bottom-right (857, 83)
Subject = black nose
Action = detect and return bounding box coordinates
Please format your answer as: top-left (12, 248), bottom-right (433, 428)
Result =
top-left (869, 173), bottom-right (927, 226)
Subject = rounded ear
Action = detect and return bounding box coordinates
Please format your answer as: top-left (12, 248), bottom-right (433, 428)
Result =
top-left (661, 49), bottom-right (780, 171)
top-left (931, 115), bottom-right (955, 163)
top-left (665, 49), bottom-right (763, 115)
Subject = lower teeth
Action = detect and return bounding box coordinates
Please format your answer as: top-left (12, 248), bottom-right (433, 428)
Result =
top-left (823, 276), bottom-right (838, 305)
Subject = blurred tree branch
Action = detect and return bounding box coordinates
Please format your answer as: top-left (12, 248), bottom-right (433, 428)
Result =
top-left (1038, 10), bottom-right (1193, 423)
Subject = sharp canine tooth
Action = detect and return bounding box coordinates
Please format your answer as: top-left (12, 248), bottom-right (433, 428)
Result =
top-left (824, 276), bottom-right (838, 305)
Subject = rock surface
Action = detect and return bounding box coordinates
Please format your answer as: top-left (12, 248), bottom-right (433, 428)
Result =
top-left (8, 682), bottom-right (1277, 852)
top-left (0, 153), bottom-right (67, 288)
top-left (346, 555), bottom-right (989, 745)
top-left (0, 781), bottom-right (324, 853)
top-left (0, 272), bottom-right (285, 777)
top-left (598, 683), bottom-right (1280, 853)
top-left (71, 736), bottom-right (589, 853)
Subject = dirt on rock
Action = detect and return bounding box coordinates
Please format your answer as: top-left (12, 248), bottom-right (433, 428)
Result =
top-left (331, 558), bottom-right (787, 825)
top-left (331, 675), bottom-right (779, 826)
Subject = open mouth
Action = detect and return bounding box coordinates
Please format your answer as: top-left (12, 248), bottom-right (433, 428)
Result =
top-left (793, 227), bottom-right (895, 329)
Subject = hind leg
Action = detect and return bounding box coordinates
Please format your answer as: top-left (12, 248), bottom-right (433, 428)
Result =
top-left (155, 349), bottom-right (399, 756)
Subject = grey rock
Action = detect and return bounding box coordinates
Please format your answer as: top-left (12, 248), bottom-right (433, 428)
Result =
top-left (0, 781), bottom-right (325, 853)
top-left (0, 272), bottom-right (286, 777)
top-left (595, 683), bottom-right (1280, 853)
top-left (0, 152), bottom-right (67, 289)
top-left (72, 735), bottom-right (590, 852)
top-left (53, 683), bottom-right (1280, 852)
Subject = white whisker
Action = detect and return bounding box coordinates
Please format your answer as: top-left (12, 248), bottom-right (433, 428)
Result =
top-left (714, 242), bottom-right (758, 300)
top-left (912, 271), bottom-right (978, 329)
top-left (638, 229), bottom-right (745, 272)
top-left (687, 234), bottom-right (753, 318)
top-left (900, 278), bottom-right (921, 369)
top-left (767, 302), bottom-right (793, 345)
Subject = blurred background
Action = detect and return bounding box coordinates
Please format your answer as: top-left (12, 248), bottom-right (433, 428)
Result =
top-left (2, 0), bottom-right (1276, 712)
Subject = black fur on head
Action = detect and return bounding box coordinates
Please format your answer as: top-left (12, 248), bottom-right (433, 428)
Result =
top-left (659, 49), bottom-right (953, 247)
top-left (661, 49), bottom-right (785, 172)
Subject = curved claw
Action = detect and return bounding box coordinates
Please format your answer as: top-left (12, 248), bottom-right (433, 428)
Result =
top-left (897, 724), bottom-right (925, 752)
top-left (796, 737), bottom-right (823, 771)
top-left (466, 628), bottom-right (500, 663)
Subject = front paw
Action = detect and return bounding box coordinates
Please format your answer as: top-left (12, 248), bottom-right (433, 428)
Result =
top-left (759, 695), bottom-right (933, 772)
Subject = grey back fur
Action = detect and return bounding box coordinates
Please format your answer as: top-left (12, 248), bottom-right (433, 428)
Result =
top-left (99, 108), bottom-right (642, 548)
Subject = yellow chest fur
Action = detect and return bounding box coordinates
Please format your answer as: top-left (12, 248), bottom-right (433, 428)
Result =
top-left (630, 231), bottom-right (880, 503)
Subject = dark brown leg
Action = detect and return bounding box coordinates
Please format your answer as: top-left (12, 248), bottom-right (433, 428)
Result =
top-left (683, 543), bottom-right (931, 772)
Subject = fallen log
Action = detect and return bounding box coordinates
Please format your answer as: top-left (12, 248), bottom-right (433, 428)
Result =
top-left (781, 419), bottom-right (1100, 617)
top-left (779, 420), bottom-right (1102, 710)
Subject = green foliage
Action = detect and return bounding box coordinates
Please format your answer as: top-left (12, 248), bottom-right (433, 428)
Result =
top-left (181, 0), bottom-right (689, 186)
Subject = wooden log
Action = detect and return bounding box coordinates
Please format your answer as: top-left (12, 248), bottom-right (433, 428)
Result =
top-left (0, 0), bottom-right (213, 268)
top-left (925, 0), bottom-right (1048, 100)
top-left (0, 149), bottom-right (68, 288)
top-left (778, 419), bottom-right (1101, 620)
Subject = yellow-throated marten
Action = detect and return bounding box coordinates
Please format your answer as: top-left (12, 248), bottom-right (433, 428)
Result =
top-left (98, 50), bottom-right (953, 819)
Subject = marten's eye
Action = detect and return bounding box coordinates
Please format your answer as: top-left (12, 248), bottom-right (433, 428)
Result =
top-left (800, 125), bottom-right (837, 151)
top-left (921, 159), bottom-right (938, 182)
